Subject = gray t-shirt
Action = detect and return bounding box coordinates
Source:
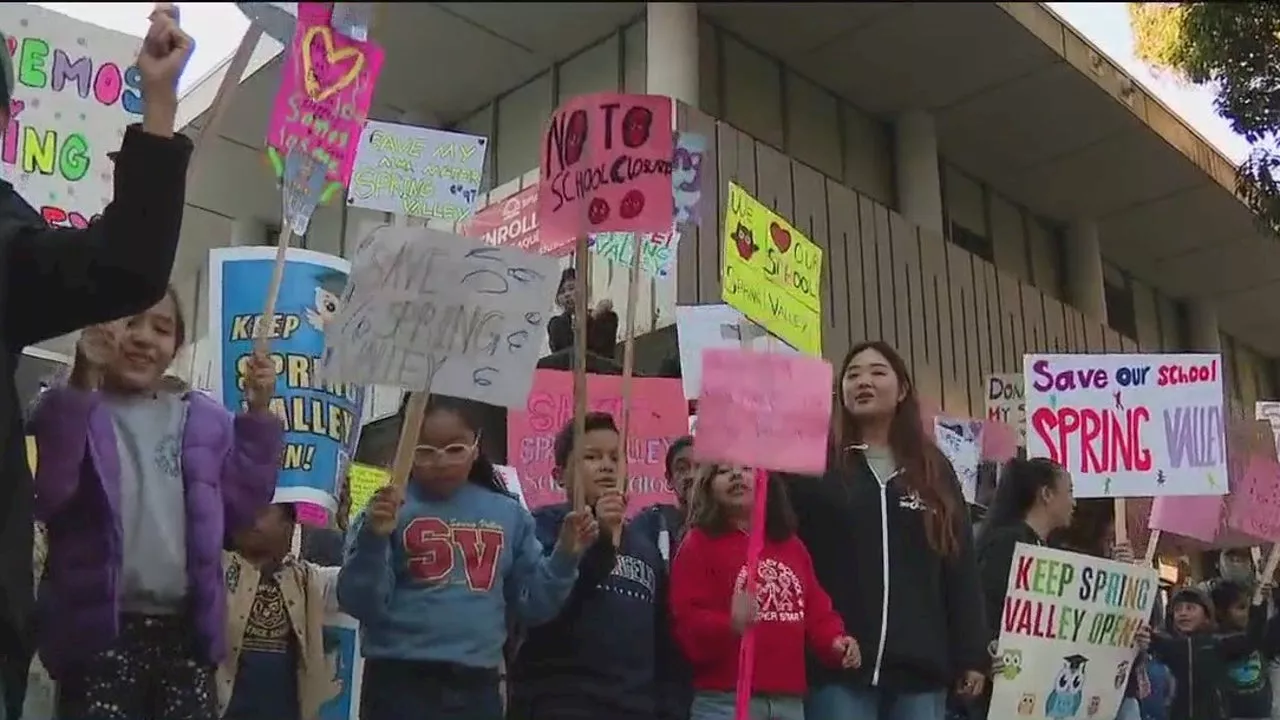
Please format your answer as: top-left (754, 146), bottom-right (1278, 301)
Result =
top-left (107, 391), bottom-right (189, 613)
top-left (863, 445), bottom-right (898, 484)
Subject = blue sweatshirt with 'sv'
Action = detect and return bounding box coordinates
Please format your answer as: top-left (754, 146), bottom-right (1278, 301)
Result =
top-left (336, 482), bottom-right (579, 668)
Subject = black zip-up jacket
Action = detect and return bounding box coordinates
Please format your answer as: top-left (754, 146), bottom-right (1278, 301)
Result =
top-left (1150, 616), bottom-right (1264, 720)
top-left (787, 446), bottom-right (988, 693)
top-left (0, 124), bottom-right (191, 716)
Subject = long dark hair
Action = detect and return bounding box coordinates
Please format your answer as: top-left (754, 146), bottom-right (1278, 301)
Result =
top-left (418, 394), bottom-right (512, 497)
top-left (687, 464), bottom-right (797, 543)
top-left (1050, 498), bottom-right (1114, 557)
top-left (834, 340), bottom-right (960, 558)
top-left (979, 457), bottom-right (1064, 542)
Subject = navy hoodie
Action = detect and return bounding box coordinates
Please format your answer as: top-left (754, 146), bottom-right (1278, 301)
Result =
top-left (508, 503), bottom-right (684, 720)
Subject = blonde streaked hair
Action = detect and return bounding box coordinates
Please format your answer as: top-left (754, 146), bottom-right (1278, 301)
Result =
top-left (686, 463), bottom-right (797, 542)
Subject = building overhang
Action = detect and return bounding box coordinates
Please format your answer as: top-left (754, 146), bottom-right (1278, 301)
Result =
top-left (702, 1), bottom-right (1278, 353)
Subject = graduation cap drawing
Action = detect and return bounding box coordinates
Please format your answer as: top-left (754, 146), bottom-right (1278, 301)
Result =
top-left (306, 269), bottom-right (349, 333)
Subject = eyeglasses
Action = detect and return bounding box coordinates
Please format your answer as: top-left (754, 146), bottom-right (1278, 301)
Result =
top-left (413, 439), bottom-right (478, 465)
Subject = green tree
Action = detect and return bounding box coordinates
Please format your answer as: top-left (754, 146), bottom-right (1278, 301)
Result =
top-left (1129, 3), bottom-right (1280, 234)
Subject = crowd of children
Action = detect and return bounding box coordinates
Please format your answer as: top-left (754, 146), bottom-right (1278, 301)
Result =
top-left (17, 291), bottom-right (1280, 720)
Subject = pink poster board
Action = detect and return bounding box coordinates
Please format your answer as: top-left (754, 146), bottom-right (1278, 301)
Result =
top-left (1226, 455), bottom-right (1280, 541)
top-left (537, 93), bottom-right (675, 249)
top-left (506, 370), bottom-right (687, 514)
top-left (265, 2), bottom-right (384, 198)
top-left (295, 502), bottom-right (329, 528)
top-left (695, 348), bottom-right (833, 474)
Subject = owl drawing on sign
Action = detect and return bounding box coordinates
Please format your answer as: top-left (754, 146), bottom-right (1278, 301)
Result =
top-left (1045, 654), bottom-right (1088, 719)
top-left (1017, 693), bottom-right (1036, 716)
top-left (998, 648), bottom-right (1024, 680)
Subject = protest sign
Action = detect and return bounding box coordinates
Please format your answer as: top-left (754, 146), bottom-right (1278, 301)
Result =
top-left (936, 418), bottom-right (983, 504)
top-left (987, 373), bottom-right (1026, 447)
top-left (988, 543), bottom-right (1156, 720)
top-left (236, 2), bottom-right (297, 44)
top-left (1147, 417), bottom-right (1271, 545)
top-left (537, 92), bottom-right (675, 247)
top-left (0, 4), bottom-right (145, 226)
top-left (672, 132), bottom-right (706, 229)
top-left (347, 120), bottom-right (487, 221)
top-left (495, 464), bottom-right (528, 509)
top-left (722, 182), bottom-right (823, 357)
top-left (296, 502), bottom-right (328, 527)
top-left (695, 348), bottom-right (833, 474)
top-left (1023, 353), bottom-right (1226, 497)
top-left (507, 370), bottom-right (687, 512)
top-left (282, 146), bottom-right (329, 236)
top-left (345, 462), bottom-right (389, 523)
top-left (266, 2), bottom-right (383, 203)
top-left (674, 304), bottom-right (800, 400)
top-left (1226, 454), bottom-right (1280, 541)
top-left (320, 226), bottom-right (559, 408)
top-left (461, 185), bottom-right (541, 251)
top-left (208, 247), bottom-right (365, 510)
top-left (1256, 401), bottom-right (1280, 460)
top-left (588, 226), bottom-right (679, 278)
top-left (318, 611), bottom-right (363, 720)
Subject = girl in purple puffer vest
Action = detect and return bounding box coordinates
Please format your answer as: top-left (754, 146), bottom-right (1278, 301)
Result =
top-left (31, 287), bottom-right (282, 720)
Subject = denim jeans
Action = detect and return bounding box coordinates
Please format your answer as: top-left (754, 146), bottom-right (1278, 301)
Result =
top-left (360, 658), bottom-right (503, 720)
top-left (691, 691), bottom-right (805, 720)
top-left (806, 684), bottom-right (947, 720)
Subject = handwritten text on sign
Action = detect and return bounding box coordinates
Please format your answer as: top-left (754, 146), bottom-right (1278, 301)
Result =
top-left (538, 92), bottom-right (674, 246)
top-left (721, 182), bottom-right (823, 356)
top-left (988, 544), bottom-right (1156, 720)
top-left (0, 4), bottom-right (145, 226)
top-left (695, 348), bottom-right (833, 474)
top-left (347, 120), bottom-right (487, 221)
top-left (987, 373), bottom-right (1026, 447)
top-left (588, 226), bottom-right (680, 278)
top-left (1023, 353), bottom-right (1226, 498)
top-left (266, 3), bottom-right (384, 201)
top-left (320, 227), bottom-right (559, 408)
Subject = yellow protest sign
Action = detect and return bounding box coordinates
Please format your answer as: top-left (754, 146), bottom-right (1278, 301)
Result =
top-left (347, 462), bottom-right (391, 522)
top-left (721, 182), bottom-right (823, 356)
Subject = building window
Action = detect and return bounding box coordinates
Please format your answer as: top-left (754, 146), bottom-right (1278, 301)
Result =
top-left (949, 222), bottom-right (995, 263)
top-left (1104, 278), bottom-right (1137, 340)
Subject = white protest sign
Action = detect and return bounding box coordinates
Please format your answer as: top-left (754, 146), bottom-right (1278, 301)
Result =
top-left (346, 120), bottom-right (487, 221)
top-left (320, 226), bottom-right (559, 408)
top-left (674, 304), bottom-right (800, 400)
top-left (986, 373), bottom-right (1026, 447)
top-left (989, 543), bottom-right (1156, 720)
top-left (0, 4), bottom-right (145, 226)
top-left (1024, 353), bottom-right (1227, 498)
top-left (495, 464), bottom-right (527, 509)
top-left (935, 417), bottom-right (982, 504)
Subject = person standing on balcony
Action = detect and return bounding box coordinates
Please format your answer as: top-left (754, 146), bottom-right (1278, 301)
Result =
top-left (546, 268), bottom-right (619, 359)
top-left (785, 341), bottom-right (988, 720)
top-left (0, 5), bottom-right (197, 718)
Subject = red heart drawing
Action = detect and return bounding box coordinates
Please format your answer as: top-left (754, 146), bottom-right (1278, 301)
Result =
top-left (769, 222), bottom-right (792, 253)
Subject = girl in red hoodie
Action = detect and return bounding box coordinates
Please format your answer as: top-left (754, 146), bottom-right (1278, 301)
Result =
top-left (670, 464), bottom-right (860, 720)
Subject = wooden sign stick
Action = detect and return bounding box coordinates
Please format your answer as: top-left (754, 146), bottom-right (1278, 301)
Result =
top-left (1143, 529), bottom-right (1161, 565)
top-left (253, 228), bottom-right (295, 354)
top-left (571, 237), bottom-right (590, 511)
top-left (1255, 544), bottom-right (1280, 604)
top-left (1113, 497), bottom-right (1129, 554)
top-left (615, 238), bottom-right (644, 545)
top-left (385, 213), bottom-right (429, 489)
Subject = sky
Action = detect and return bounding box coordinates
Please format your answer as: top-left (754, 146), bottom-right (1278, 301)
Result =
top-left (35, 2), bottom-right (1253, 164)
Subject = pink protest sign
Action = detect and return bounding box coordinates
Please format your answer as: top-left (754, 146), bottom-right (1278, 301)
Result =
top-left (537, 93), bottom-right (675, 248)
top-left (462, 185), bottom-right (541, 251)
top-left (265, 2), bottom-right (384, 201)
top-left (506, 370), bottom-right (687, 514)
top-left (295, 502), bottom-right (329, 528)
top-left (1226, 455), bottom-right (1280, 541)
top-left (695, 348), bottom-right (833, 474)
top-left (1148, 418), bottom-right (1274, 546)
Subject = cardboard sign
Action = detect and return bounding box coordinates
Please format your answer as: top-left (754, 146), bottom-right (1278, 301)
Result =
top-left (266, 2), bottom-right (383, 201)
top-left (1023, 353), bottom-right (1227, 498)
top-left (986, 373), bottom-right (1026, 447)
top-left (320, 226), bottom-right (559, 408)
top-left (588, 226), bottom-right (679, 278)
top-left (537, 92), bottom-right (675, 247)
top-left (721, 183), bottom-right (823, 356)
top-left (0, 4), bottom-right (147, 226)
top-left (207, 247), bottom-right (364, 511)
top-left (506, 370), bottom-right (687, 512)
top-left (674, 304), bottom-right (800, 400)
top-left (462, 185), bottom-right (541, 251)
top-left (936, 418), bottom-right (983, 504)
top-left (347, 120), bottom-right (487, 221)
top-left (987, 544), bottom-right (1157, 720)
top-left (695, 348), bottom-right (832, 474)
top-left (672, 132), bottom-right (706, 229)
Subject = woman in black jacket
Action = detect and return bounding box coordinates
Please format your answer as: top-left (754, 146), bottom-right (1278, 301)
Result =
top-left (789, 341), bottom-right (988, 720)
top-left (972, 458), bottom-right (1075, 718)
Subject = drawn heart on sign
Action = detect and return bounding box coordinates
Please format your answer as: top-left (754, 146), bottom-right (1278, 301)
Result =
top-left (769, 222), bottom-right (792, 253)
top-left (302, 25), bottom-right (365, 103)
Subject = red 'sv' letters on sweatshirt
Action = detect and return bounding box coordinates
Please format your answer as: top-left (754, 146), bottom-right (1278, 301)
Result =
top-left (402, 517), bottom-right (505, 591)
